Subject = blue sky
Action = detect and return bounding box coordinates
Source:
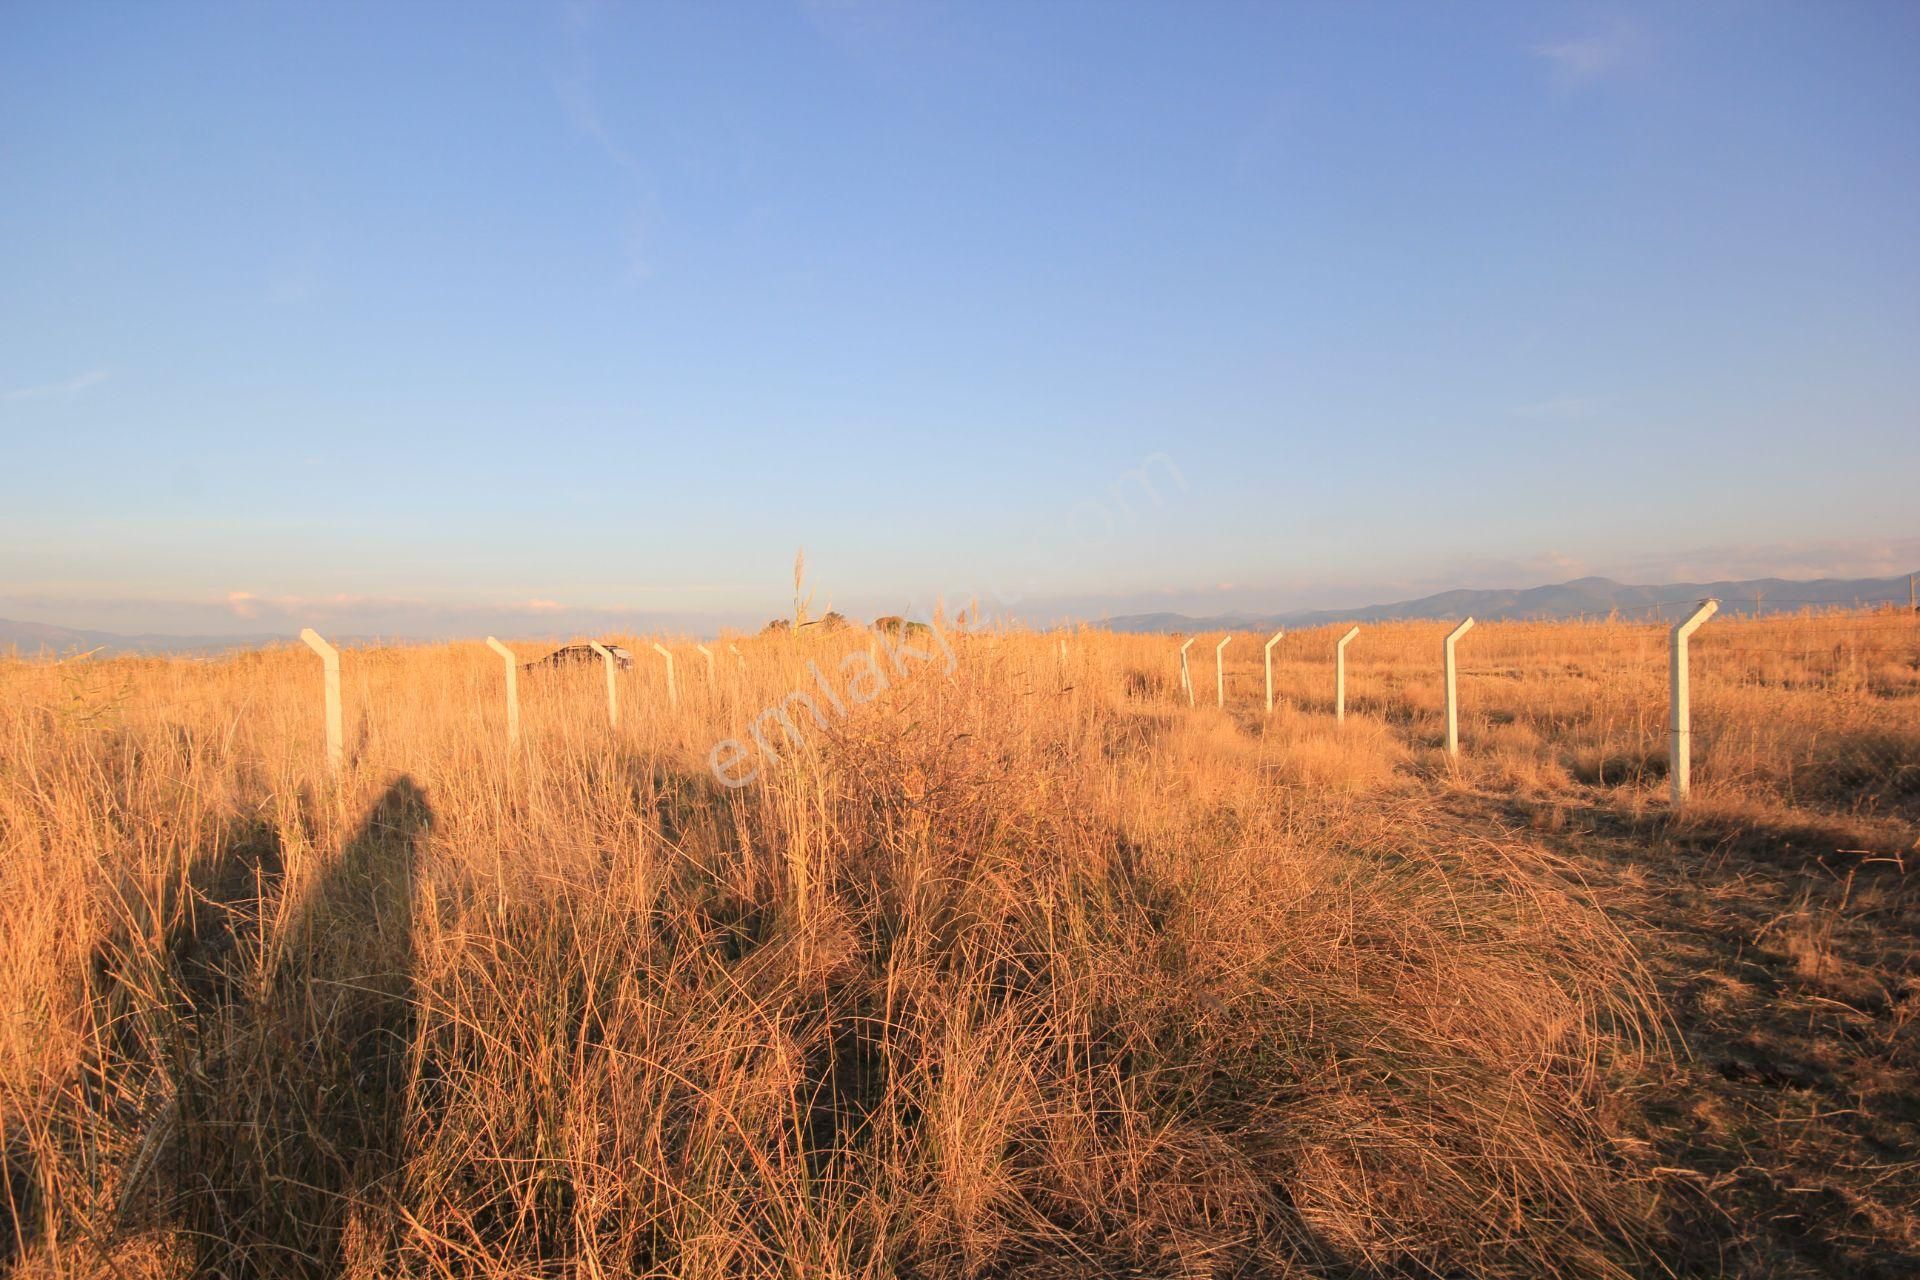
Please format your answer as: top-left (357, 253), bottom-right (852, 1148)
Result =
top-left (3, 1), bottom-right (1916, 636)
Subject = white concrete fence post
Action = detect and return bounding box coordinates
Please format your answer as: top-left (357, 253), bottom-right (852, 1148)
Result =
top-left (1179, 637), bottom-right (1196, 707)
top-left (652, 642), bottom-right (677, 710)
top-left (1335, 626), bottom-right (1359, 725)
top-left (485, 637), bottom-right (520, 747)
top-left (1443, 617), bottom-right (1475, 759)
top-left (586, 641), bottom-right (620, 728)
top-left (1264, 629), bottom-right (1284, 713)
top-left (1215, 635), bottom-right (1232, 709)
top-left (729, 643), bottom-right (745, 671)
top-left (1670, 598), bottom-right (1719, 804)
top-left (299, 628), bottom-right (343, 773)
top-left (695, 643), bottom-right (716, 686)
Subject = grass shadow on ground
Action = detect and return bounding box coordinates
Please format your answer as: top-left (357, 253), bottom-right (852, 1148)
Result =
top-left (1447, 788), bottom-right (1920, 1278)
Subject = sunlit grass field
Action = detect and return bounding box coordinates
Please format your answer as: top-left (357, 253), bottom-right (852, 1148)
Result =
top-left (3, 612), bottom-right (1915, 1276)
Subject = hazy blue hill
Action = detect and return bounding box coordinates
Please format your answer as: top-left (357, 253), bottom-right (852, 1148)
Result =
top-left (1104, 571), bottom-right (1918, 633)
top-left (7, 569), bottom-right (1914, 653)
top-left (0, 618), bottom-right (293, 657)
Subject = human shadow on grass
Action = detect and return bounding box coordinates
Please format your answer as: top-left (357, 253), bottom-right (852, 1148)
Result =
top-left (13, 778), bottom-right (434, 1277)
top-left (178, 776), bottom-right (429, 1276)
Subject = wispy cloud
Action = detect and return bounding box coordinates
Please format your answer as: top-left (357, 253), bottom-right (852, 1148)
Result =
top-left (195, 589), bottom-right (750, 639)
top-left (0, 588), bottom-right (755, 639)
top-left (1605, 537), bottom-right (1920, 586)
top-left (226, 590), bottom-right (421, 622)
top-left (554, 1), bottom-right (655, 281)
top-left (4, 368), bottom-right (111, 403)
top-left (1534, 22), bottom-right (1645, 90)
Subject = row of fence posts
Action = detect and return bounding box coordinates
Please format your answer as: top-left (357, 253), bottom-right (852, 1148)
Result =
top-left (1176, 599), bottom-right (1720, 804)
top-left (298, 631), bottom-right (710, 765)
top-left (1183, 623), bottom-right (1365, 725)
top-left (296, 601), bottom-right (1721, 806)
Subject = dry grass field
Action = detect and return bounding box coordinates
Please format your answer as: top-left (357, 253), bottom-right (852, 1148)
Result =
top-left (2, 612), bottom-right (1915, 1278)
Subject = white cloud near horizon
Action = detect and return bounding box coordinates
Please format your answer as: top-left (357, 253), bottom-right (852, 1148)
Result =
top-left (1003, 537), bottom-right (1920, 624)
top-left (1603, 537), bottom-right (1920, 587)
top-left (5, 537), bottom-right (1917, 637)
top-left (0, 589), bottom-right (755, 641)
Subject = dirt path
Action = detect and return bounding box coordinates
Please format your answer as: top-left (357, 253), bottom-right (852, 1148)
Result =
top-left (1444, 790), bottom-right (1920, 1278)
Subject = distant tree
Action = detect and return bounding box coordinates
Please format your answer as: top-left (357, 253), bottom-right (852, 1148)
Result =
top-left (820, 611), bottom-right (849, 631)
top-left (870, 615), bottom-right (930, 638)
top-left (761, 618), bottom-right (792, 635)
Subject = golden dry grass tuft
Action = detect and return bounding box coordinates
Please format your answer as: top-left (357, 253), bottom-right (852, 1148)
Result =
top-left (1, 612), bottom-right (1914, 1277)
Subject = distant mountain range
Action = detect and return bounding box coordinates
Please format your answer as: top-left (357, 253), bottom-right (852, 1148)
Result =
top-left (1103, 571), bottom-right (1920, 634)
top-left (0, 617), bottom-right (296, 657)
top-left (5, 570), bottom-right (1916, 655)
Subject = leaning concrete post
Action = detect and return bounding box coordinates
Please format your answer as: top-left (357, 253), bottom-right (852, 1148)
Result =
top-left (1670, 599), bottom-right (1719, 803)
top-left (586, 641), bottom-right (619, 728)
top-left (1335, 626), bottom-right (1359, 724)
top-left (1178, 637), bottom-right (1196, 707)
top-left (485, 637), bottom-right (519, 746)
top-left (1215, 635), bottom-right (1233, 709)
top-left (652, 642), bottom-right (677, 710)
top-left (695, 643), bottom-right (716, 686)
top-left (1443, 618), bottom-right (1475, 759)
top-left (1264, 629), bottom-right (1284, 713)
top-left (299, 628), bottom-right (343, 773)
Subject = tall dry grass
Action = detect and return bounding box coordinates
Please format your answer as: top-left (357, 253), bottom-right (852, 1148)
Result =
top-left (1, 614), bottom-right (1908, 1276)
top-left (1186, 610), bottom-right (1920, 830)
